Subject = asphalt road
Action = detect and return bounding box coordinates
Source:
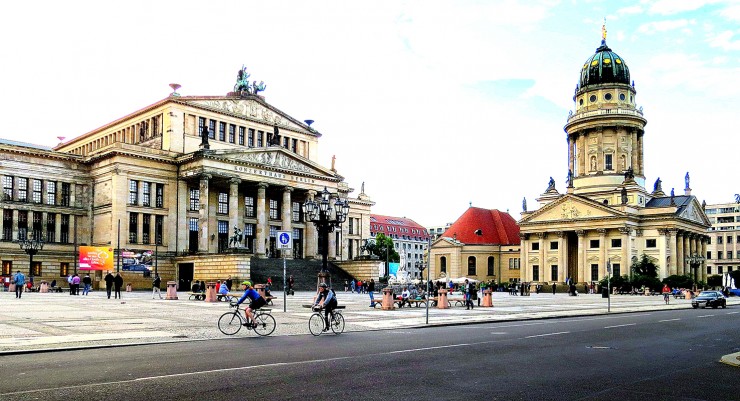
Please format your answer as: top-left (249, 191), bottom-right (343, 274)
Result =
top-left (2, 308), bottom-right (738, 401)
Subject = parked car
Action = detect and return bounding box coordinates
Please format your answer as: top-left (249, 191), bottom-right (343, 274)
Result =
top-left (691, 291), bottom-right (727, 309)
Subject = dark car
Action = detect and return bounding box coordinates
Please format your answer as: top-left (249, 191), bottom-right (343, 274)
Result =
top-left (691, 291), bottom-right (727, 309)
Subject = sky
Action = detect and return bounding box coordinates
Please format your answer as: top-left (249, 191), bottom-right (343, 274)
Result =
top-left (2, 0), bottom-right (739, 228)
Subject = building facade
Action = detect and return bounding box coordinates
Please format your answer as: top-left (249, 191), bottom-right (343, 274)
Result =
top-left (369, 214), bottom-right (430, 278)
top-left (705, 201), bottom-right (740, 276)
top-left (0, 73), bottom-right (372, 288)
top-left (518, 35), bottom-right (710, 286)
top-left (429, 207), bottom-right (521, 284)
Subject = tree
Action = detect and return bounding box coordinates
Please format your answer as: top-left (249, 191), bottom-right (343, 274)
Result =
top-left (662, 274), bottom-right (694, 290)
top-left (631, 254), bottom-right (658, 277)
top-left (707, 274), bottom-right (723, 288)
top-left (365, 233), bottom-right (399, 263)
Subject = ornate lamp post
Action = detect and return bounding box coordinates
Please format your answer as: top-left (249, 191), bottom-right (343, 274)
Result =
top-left (415, 258), bottom-right (430, 324)
top-left (302, 187), bottom-right (349, 275)
top-left (685, 253), bottom-right (706, 289)
top-left (18, 235), bottom-right (45, 281)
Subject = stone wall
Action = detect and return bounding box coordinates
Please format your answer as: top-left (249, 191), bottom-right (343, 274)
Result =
top-left (334, 260), bottom-right (382, 280)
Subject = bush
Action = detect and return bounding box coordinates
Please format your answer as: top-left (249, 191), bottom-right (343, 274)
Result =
top-left (632, 274), bottom-right (661, 292)
top-left (662, 274), bottom-right (694, 289)
top-left (707, 275), bottom-right (723, 288)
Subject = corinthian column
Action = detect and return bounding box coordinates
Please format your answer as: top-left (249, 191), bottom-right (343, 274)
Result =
top-left (281, 187), bottom-right (293, 257)
top-left (198, 174), bottom-right (211, 253)
top-left (229, 178), bottom-right (241, 234)
top-left (256, 182), bottom-right (268, 258)
top-left (576, 230), bottom-right (586, 284)
top-left (304, 190), bottom-right (317, 259)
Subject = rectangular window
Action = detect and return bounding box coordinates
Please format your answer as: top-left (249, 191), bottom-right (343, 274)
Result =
top-left (245, 196), bottom-right (255, 217)
top-left (707, 266), bottom-right (712, 275)
top-left (728, 251), bottom-right (733, 259)
top-left (238, 126), bottom-right (245, 145)
top-left (508, 258), bottom-right (520, 270)
top-left (269, 199), bottom-right (279, 219)
top-left (531, 242), bottom-right (540, 251)
top-left (155, 184), bottom-right (164, 208)
top-left (218, 220), bottom-right (229, 252)
top-left (283, 136), bottom-right (289, 149)
top-left (215, 122), bottom-right (224, 141)
top-left (551, 265), bottom-right (558, 281)
top-left (612, 263), bottom-right (620, 277)
top-left (646, 239), bottom-right (657, 248)
top-left (32, 211), bottom-right (42, 239)
top-left (718, 251), bottom-right (723, 259)
top-left (248, 129), bottom-right (255, 147)
top-left (60, 215), bottom-right (69, 243)
top-left (208, 120), bottom-right (216, 139)
top-left (142, 214), bottom-right (151, 244)
top-left (2, 209), bottom-right (12, 240)
top-left (218, 193), bottom-right (228, 214)
top-left (589, 239), bottom-right (600, 248)
top-left (605, 154), bottom-right (613, 170)
top-left (18, 211), bottom-right (28, 240)
top-left (591, 264), bottom-right (599, 281)
top-left (142, 182), bottom-right (151, 207)
top-left (728, 236), bottom-right (733, 244)
top-left (718, 266), bottom-right (724, 274)
top-left (189, 217), bottom-right (198, 231)
top-left (2, 176), bottom-right (12, 201)
top-left (18, 178), bottom-right (28, 202)
top-left (198, 117), bottom-right (206, 136)
top-left (32, 179), bottom-right (42, 203)
top-left (488, 257), bottom-right (495, 276)
top-left (129, 180), bottom-right (138, 205)
top-left (257, 130), bottom-right (264, 147)
top-left (61, 182), bottom-right (70, 206)
top-left (292, 202), bottom-right (301, 222)
top-left (611, 238), bottom-right (622, 248)
top-left (2, 260), bottom-right (11, 276)
top-left (707, 251), bottom-right (712, 259)
top-left (129, 213), bottom-right (138, 243)
top-left (31, 262), bottom-right (42, 277)
top-left (46, 181), bottom-right (56, 205)
top-left (291, 138), bottom-right (297, 153)
top-left (228, 124), bottom-right (236, 143)
top-left (348, 216), bottom-right (354, 235)
top-left (550, 241), bottom-right (558, 250)
top-left (46, 213), bottom-right (56, 243)
top-left (155, 215), bottom-right (163, 245)
top-left (718, 236), bottom-right (723, 244)
top-left (189, 188), bottom-right (200, 211)
top-left (244, 223), bottom-right (255, 250)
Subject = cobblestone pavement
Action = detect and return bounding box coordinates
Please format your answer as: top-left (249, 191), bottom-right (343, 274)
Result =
top-left (1, 289), bottom-right (737, 354)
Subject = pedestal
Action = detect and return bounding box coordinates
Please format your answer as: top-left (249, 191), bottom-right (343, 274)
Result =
top-left (205, 281), bottom-right (218, 302)
top-left (437, 289), bottom-right (449, 309)
top-left (40, 281), bottom-right (49, 293)
top-left (382, 288), bottom-right (395, 310)
top-left (481, 289), bottom-right (493, 307)
top-left (165, 281), bottom-right (178, 300)
top-left (126, 283), bottom-right (132, 292)
top-left (317, 271), bottom-right (331, 290)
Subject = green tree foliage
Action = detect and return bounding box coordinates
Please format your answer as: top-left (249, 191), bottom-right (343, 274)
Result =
top-left (631, 254), bottom-right (658, 277)
top-left (662, 274), bottom-right (694, 289)
top-left (365, 233), bottom-right (400, 263)
top-left (599, 274), bottom-right (630, 292)
top-left (707, 274), bottom-right (723, 288)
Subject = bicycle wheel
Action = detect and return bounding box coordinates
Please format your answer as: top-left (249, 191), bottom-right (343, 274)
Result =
top-left (252, 313), bottom-right (276, 336)
top-left (330, 312), bottom-right (345, 334)
top-left (218, 312), bottom-right (243, 335)
top-left (308, 313), bottom-right (324, 336)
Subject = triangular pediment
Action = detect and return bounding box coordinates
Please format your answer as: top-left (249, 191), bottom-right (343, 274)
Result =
top-left (679, 198), bottom-right (712, 227)
top-left (210, 148), bottom-right (337, 178)
top-left (520, 195), bottom-right (624, 224)
top-left (186, 98), bottom-right (309, 133)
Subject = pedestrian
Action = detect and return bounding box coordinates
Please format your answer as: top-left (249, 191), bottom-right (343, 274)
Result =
top-left (225, 275), bottom-right (233, 291)
top-left (368, 278), bottom-right (376, 307)
top-left (344, 279), bottom-right (348, 292)
top-left (151, 273), bottom-right (163, 299)
top-left (288, 275), bottom-right (295, 295)
top-left (82, 273), bottom-right (92, 295)
top-left (104, 272), bottom-right (114, 299)
top-left (551, 282), bottom-right (557, 295)
top-left (199, 280), bottom-right (205, 293)
top-left (72, 273), bottom-right (81, 295)
top-left (67, 274), bottom-right (74, 295)
top-left (13, 270), bottom-right (26, 299)
top-left (357, 280), bottom-right (363, 294)
top-left (114, 273), bottom-right (124, 299)
top-left (350, 280), bottom-right (356, 293)
top-left (267, 277), bottom-right (272, 288)
top-left (465, 279), bottom-right (475, 310)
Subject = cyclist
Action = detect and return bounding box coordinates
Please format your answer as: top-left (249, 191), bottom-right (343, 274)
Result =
top-left (661, 284), bottom-right (671, 305)
top-left (313, 283), bottom-right (337, 331)
top-left (236, 281), bottom-right (267, 327)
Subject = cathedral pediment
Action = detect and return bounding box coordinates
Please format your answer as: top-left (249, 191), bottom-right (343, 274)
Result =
top-left (678, 198), bottom-right (711, 227)
top-left (186, 98), bottom-right (309, 133)
top-left (520, 195), bottom-right (624, 224)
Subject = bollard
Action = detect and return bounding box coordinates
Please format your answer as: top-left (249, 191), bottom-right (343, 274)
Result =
top-left (382, 288), bottom-right (395, 310)
top-left (481, 289), bottom-right (493, 307)
top-left (40, 281), bottom-right (49, 293)
top-left (165, 281), bottom-right (178, 300)
top-left (126, 283), bottom-right (132, 292)
top-left (254, 284), bottom-right (266, 299)
top-left (437, 288), bottom-right (449, 309)
top-left (205, 282), bottom-right (218, 302)
top-left (9, 283), bottom-right (16, 293)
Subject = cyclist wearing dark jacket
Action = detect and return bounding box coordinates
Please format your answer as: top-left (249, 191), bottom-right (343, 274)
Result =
top-left (313, 283), bottom-right (337, 331)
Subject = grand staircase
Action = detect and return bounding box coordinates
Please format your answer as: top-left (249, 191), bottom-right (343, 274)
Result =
top-left (249, 258), bottom-right (355, 291)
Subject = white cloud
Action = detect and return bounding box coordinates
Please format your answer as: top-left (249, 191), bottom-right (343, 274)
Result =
top-left (720, 4), bottom-right (740, 20)
top-left (618, 5), bottom-right (644, 14)
top-left (707, 30), bottom-right (740, 50)
top-left (638, 19), bottom-right (694, 34)
top-left (647, 0), bottom-right (722, 15)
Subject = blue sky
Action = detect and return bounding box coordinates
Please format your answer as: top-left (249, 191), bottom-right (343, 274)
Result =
top-left (1, 0), bottom-right (738, 226)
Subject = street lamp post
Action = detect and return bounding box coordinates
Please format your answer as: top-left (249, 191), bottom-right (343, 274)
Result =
top-left (302, 187), bottom-right (349, 280)
top-left (685, 253), bottom-right (705, 290)
top-left (18, 235), bottom-right (45, 282)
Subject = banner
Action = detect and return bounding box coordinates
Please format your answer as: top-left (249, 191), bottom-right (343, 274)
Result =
top-left (79, 246), bottom-right (114, 271)
top-left (388, 262), bottom-right (399, 277)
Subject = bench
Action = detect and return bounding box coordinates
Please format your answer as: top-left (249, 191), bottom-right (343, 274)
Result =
top-left (302, 304), bottom-right (346, 310)
top-left (188, 292), bottom-right (206, 301)
top-left (396, 298), bottom-right (428, 308)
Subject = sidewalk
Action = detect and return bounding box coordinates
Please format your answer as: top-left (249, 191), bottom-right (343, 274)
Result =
top-left (1, 289), bottom-right (737, 356)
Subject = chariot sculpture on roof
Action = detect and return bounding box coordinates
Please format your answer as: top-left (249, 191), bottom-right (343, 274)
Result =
top-left (234, 65), bottom-right (267, 95)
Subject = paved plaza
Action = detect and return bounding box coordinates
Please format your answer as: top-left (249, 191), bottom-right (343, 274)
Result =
top-left (1, 288), bottom-right (737, 355)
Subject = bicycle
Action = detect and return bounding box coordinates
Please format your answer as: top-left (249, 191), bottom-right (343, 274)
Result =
top-left (308, 305), bottom-right (345, 336)
top-left (218, 300), bottom-right (276, 336)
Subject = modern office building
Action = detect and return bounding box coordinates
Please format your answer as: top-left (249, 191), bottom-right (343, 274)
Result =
top-left (705, 201), bottom-right (740, 276)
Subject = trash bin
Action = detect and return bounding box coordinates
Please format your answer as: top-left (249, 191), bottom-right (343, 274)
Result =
top-left (602, 288), bottom-right (609, 298)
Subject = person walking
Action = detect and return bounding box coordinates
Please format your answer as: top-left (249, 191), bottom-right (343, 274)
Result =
top-left (368, 278), bottom-right (376, 307)
top-left (465, 279), bottom-right (475, 310)
top-left (225, 275), bottom-right (233, 292)
top-left (82, 274), bottom-right (92, 295)
top-left (114, 273), bottom-right (124, 299)
top-left (551, 282), bottom-right (557, 295)
top-left (288, 275), bottom-right (295, 295)
top-left (72, 273), bottom-right (81, 295)
top-left (67, 274), bottom-right (74, 295)
top-left (13, 270), bottom-right (26, 299)
top-left (104, 272), bottom-right (114, 299)
top-left (152, 274), bottom-right (163, 299)
top-left (350, 280), bottom-right (356, 293)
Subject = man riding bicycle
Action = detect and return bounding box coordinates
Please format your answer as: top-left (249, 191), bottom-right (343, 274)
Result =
top-left (313, 282), bottom-right (337, 332)
top-left (236, 281), bottom-right (267, 327)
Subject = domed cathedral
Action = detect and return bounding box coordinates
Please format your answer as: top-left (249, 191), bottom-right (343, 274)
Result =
top-left (518, 28), bottom-right (711, 288)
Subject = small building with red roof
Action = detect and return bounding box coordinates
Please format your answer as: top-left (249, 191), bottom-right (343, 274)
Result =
top-left (430, 207), bottom-right (521, 285)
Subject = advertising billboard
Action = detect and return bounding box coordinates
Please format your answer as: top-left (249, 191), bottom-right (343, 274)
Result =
top-left (79, 246), bottom-right (114, 271)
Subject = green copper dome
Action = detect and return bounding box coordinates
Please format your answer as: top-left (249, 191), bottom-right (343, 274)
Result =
top-left (579, 40), bottom-right (630, 89)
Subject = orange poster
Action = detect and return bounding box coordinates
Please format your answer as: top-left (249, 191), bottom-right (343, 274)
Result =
top-left (79, 246), bottom-right (114, 270)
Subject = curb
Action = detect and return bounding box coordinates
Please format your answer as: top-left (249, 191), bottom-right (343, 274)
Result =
top-left (720, 352), bottom-right (740, 367)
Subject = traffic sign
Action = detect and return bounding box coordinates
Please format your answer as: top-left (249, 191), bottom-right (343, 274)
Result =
top-left (277, 231), bottom-right (292, 249)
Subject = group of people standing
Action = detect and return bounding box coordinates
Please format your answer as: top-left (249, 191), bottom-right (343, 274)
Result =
top-left (345, 278), bottom-right (375, 294)
top-left (103, 272), bottom-right (125, 299)
top-left (64, 273), bottom-right (93, 296)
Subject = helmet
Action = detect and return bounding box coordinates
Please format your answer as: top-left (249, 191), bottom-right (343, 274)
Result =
top-left (319, 283), bottom-right (328, 288)
top-left (242, 280), bottom-right (252, 287)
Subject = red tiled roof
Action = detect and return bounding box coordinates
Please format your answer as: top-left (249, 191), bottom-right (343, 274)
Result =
top-left (441, 207), bottom-right (520, 245)
top-left (370, 214), bottom-right (430, 241)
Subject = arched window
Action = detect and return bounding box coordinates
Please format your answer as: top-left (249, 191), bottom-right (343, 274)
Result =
top-left (487, 256), bottom-right (495, 276)
top-left (468, 256), bottom-right (476, 276)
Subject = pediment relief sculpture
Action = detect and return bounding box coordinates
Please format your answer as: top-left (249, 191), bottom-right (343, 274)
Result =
top-left (227, 151), bottom-right (315, 174)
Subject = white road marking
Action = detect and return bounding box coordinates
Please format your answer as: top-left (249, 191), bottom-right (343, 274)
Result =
top-left (726, 312), bottom-right (738, 315)
top-left (524, 331), bottom-right (570, 338)
top-left (697, 315), bottom-right (714, 318)
top-left (490, 332), bottom-right (507, 335)
top-left (604, 323), bottom-right (636, 329)
top-left (658, 318), bottom-right (680, 322)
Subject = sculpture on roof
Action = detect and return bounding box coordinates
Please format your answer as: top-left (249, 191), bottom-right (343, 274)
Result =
top-left (360, 182), bottom-right (365, 194)
top-left (653, 177), bottom-right (662, 193)
top-left (624, 166), bottom-right (634, 182)
top-left (252, 80), bottom-right (267, 95)
top-left (200, 126), bottom-right (210, 149)
top-left (566, 169), bottom-right (573, 187)
top-left (269, 126), bottom-right (281, 146)
top-left (670, 188), bottom-right (676, 205)
top-left (685, 172), bottom-right (690, 189)
top-left (546, 177), bottom-right (556, 192)
top-left (735, 194), bottom-right (740, 204)
top-left (522, 197), bottom-right (527, 212)
top-left (621, 187), bottom-right (628, 205)
top-left (234, 66), bottom-right (251, 93)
